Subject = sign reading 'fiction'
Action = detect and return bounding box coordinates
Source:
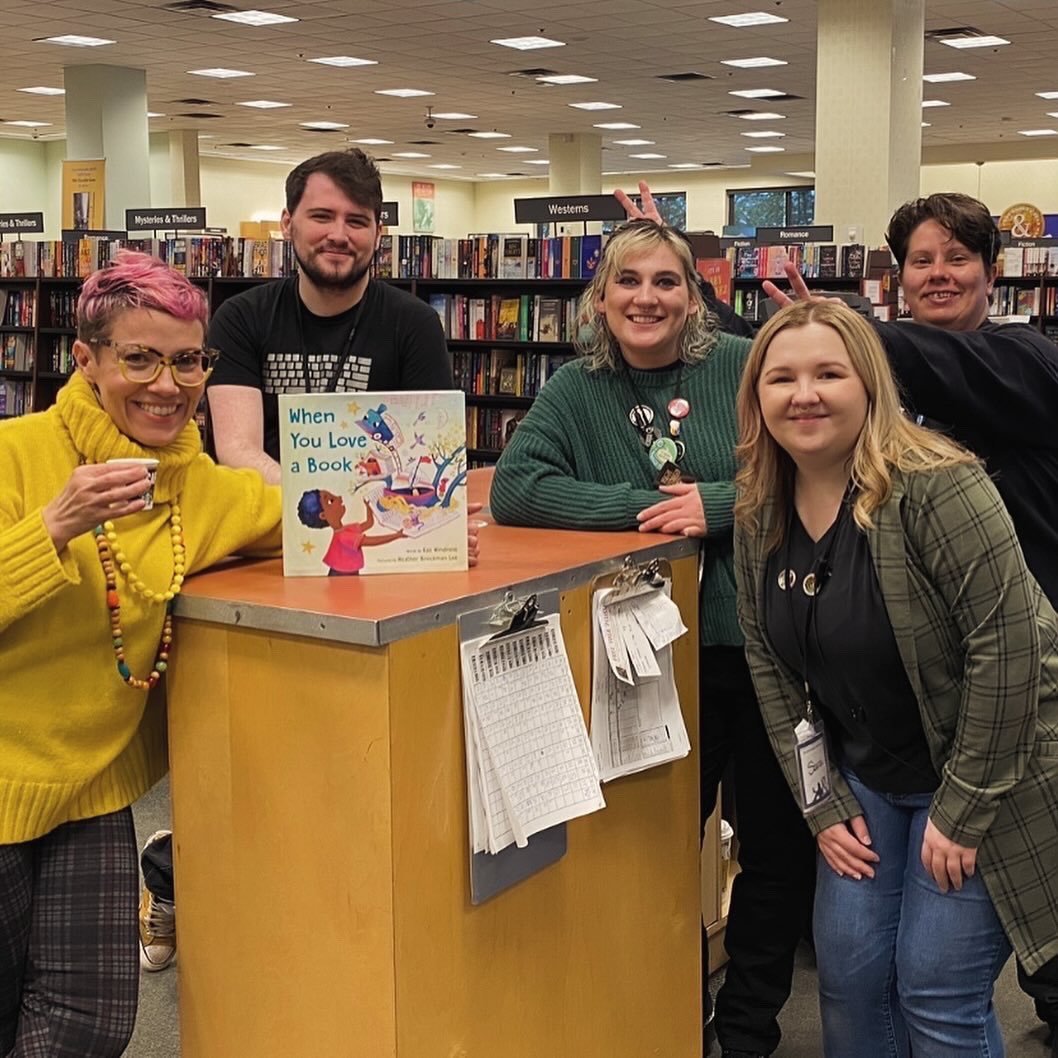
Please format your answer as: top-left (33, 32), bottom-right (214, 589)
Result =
top-left (125, 207), bottom-right (207, 232)
top-left (0, 212), bottom-right (45, 234)
top-left (514, 195), bottom-right (627, 224)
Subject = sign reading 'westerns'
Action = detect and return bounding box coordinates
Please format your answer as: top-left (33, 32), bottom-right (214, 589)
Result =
top-left (125, 207), bottom-right (207, 232)
top-left (278, 390), bottom-right (468, 577)
top-left (514, 195), bottom-right (627, 224)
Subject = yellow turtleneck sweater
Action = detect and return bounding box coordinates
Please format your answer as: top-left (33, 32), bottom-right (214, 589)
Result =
top-left (0, 372), bottom-right (282, 842)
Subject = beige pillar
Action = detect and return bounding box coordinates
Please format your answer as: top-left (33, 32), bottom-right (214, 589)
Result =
top-left (547, 133), bottom-right (602, 234)
top-left (813, 0), bottom-right (924, 245)
top-left (64, 65), bottom-right (151, 229)
top-left (168, 130), bottom-right (202, 208)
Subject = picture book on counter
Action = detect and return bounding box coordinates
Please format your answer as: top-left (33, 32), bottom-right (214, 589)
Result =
top-left (278, 390), bottom-right (469, 576)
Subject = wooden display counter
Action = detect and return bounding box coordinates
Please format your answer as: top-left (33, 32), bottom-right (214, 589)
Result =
top-left (168, 470), bottom-right (719, 1058)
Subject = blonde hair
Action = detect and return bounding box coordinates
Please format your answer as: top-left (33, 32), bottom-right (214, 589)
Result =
top-left (575, 220), bottom-right (718, 370)
top-left (735, 300), bottom-right (977, 551)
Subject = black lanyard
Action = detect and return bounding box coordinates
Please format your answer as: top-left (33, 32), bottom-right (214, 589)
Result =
top-left (294, 285), bottom-right (363, 394)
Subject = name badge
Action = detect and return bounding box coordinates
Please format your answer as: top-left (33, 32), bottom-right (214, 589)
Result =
top-left (793, 718), bottom-right (832, 813)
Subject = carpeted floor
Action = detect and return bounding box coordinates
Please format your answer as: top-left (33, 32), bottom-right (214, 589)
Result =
top-left (126, 776), bottom-right (1053, 1057)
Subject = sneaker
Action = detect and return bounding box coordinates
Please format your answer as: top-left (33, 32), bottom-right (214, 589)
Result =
top-left (138, 885), bottom-right (176, 972)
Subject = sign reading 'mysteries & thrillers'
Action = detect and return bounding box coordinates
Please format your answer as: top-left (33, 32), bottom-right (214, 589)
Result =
top-left (514, 195), bottom-right (627, 224)
top-left (0, 212), bottom-right (45, 234)
top-left (125, 207), bottom-right (207, 232)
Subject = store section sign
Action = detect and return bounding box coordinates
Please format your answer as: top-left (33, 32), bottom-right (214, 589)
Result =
top-left (379, 201), bottom-right (399, 226)
top-left (126, 207), bottom-right (207, 232)
top-left (0, 212), bottom-right (44, 234)
top-left (514, 195), bottom-right (627, 224)
top-left (755, 225), bottom-right (835, 244)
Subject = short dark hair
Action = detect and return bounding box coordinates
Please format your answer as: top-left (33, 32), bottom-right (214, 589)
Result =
top-left (885, 193), bottom-right (1000, 269)
top-left (285, 149), bottom-right (383, 220)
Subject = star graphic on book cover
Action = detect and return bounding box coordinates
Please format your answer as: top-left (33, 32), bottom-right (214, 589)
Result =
top-left (339, 420), bottom-right (349, 430)
top-left (346, 401), bottom-right (361, 415)
top-left (300, 540), bottom-right (316, 554)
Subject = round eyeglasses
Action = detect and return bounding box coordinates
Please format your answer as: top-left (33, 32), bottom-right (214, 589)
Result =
top-left (90, 339), bottom-right (219, 387)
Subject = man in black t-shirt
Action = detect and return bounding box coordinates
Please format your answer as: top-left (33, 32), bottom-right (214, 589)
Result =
top-left (206, 148), bottom-right (452, 484)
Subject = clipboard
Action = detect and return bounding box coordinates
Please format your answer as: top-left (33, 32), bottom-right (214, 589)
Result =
top-left (458, 588), bottom-right (567, 905)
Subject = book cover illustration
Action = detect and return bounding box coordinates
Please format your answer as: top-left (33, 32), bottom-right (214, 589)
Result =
top-left (279, 390), bottom-right (469, 577)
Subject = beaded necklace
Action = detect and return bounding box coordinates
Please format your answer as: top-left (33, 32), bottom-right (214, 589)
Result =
top-left (93, 502), bottom-right (185, 691)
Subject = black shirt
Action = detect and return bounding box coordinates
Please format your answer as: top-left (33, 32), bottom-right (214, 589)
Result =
top-left (764, 502), bottom-right (940, 794)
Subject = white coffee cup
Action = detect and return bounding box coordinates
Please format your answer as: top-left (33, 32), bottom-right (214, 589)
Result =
top-left (107, 457), bottom-right (160, 510)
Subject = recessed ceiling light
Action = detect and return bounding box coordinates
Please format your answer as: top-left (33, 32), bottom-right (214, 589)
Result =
top-left (477, 172), bottom-right (509, 178)
top-left (468, 131), bottom-right (511, 139)
top-left (189, 68), bottom-right (254, 78)
top-left (569, 101), bottom-right (621, 110)
top-left (921, 121), bottom-right (931, 127)
top-left (212, 9), bottom-right (298, 25)
top-left (720, 57), bottom-right (787, 68)
top-left (613, 138), bottom-right (654, 145)
top-left (536, 73), bottom-right (597, 85)
top-left (392, 151), bottom-right (431, 157)
top-left (745, 145), bottom-right (785, 152)
top-left (249, 144), bottom-right (284, 150)
top-left (300, 120), bottom-right (349, 129)
top-left (729, 88), bottom-right (784, 98)
top-left (238, 99), bottom-right (291, 108)
top-left (351, 138), bottom-right (393, 145)
top-left (490, 36), bottom-right (566, 50)
top-left (525, 159), bottom-right (550, 165)
top-left (308, 56), bottom-right (377, 67)
top-left (4, 120), bottom-right (52, 127)
top-left (375, 88), bottom-right (434, 97)
top-left (922, 99), bottom-right (950, 108)
top-left (18, 85), bottom-right (65, 95)
top-left (429, 163), bottom-right (461, 169)
top-left (1036, 91), bottom-right (1058, 100)
top-left (1018, 129), bottom-right (1058, 136)
top-left (630, 152), bottom-right (666, 159)
top-left (593, 122), bottom-right (640, 130)
top-left (35, 34), bottom-right (115, 47)
top-left (432, 112), bottom-right (477, 119)
top-left (738, 112), bottom-right (786, 120)
top-left (1048, 112), bottom-right (1058, 119)
top-left (669, 163), bottom-right (704, 169)
top-left (741, 130), bottom-right (785, 138)
top-left (709, 12), bottom-right (789, 27)
top-left (785, 170), bottom-right (815, 178)
top-left (496, 146), bottom-right (539, 152)
top-left (939, 34), bottom-right (1009, 49)
top-left (147, 111), bottom-right (165, 118)
top-left (923, 71), bottom-right (975, 83)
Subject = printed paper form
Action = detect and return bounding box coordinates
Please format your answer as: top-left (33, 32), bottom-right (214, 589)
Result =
top-left (590, 586), bottom-right (691, 783)
top-left (460, 615), bottom-right (605, 853)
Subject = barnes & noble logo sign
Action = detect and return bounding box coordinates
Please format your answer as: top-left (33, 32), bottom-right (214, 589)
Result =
top-left (126, 207), bottom-right (207, 232)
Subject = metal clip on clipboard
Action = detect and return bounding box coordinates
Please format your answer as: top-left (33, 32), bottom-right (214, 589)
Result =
top-left (601, 556), bottom-right (669, 606)
top-left (487, 592), bottom-right (546, 641)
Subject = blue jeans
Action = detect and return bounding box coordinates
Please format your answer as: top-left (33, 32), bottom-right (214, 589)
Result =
top-left (814, 770), bottom-right (1012, 1058)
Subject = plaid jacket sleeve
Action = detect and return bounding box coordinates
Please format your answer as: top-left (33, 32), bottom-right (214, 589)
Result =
top-left (898, 463), bottom-right (1040, 846)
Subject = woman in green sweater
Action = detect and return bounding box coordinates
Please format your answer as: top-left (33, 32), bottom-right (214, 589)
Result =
top-left (0, 251), bottom-right (285, 1057)
top-left (491, 219), bottom-right (816, 1058)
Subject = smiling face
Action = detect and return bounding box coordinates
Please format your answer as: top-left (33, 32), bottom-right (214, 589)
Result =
top-left (281, 172), bottom-right (381, 296)
top-left (899, 218), bottom-right (996, 332)
top-left (757, 321), bottom-right (869, 471)
top-left (595, 244), bottom-right (697, 369)
top-left (74, 308), bottom-right (206, 448)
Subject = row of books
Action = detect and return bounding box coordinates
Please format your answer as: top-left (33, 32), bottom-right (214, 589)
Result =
top-left (466, 405), bottom-right (526, 454)
top-left (373, 234), bottom-right (605, 281)
top-left (0, 381), bottom-right (31, 415)
top-left (453, 348), bottom-right (575, 400)
top-left (2, 334), bottom-right (34, 372)
top-left (1, 288), bottom-right (37, 327)
top-left (429, 292), bottom-right (580, 343)
top-left (728, 242), bottom-right (870, 280)
top-left (998, 245), bottom-right (1058, 278)
top-left (48, 335), bottom-right (76, 375)
top-left (47, 288), bottom-right (79, 328)
top-left (990, 285), bottom-right (1043, 317)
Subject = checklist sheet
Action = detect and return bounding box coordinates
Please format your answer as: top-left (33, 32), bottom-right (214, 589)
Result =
top-left (460, 615), bottom-right (605, 854)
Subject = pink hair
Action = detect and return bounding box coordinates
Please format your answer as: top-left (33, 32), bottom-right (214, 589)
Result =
top-left (76, 250), bottom-right (209, 342)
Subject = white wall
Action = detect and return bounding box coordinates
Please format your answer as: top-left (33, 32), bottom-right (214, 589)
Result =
top-left (0, 139), bottom-right (52, 235)
top-left (921, 159), bottom-right (1058, 214)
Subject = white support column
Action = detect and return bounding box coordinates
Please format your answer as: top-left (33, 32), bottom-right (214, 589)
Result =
top-left (813, 0), bottom-right (924, 245)
top-left (548, 132), bottom-right (602, 234)
top-left (64, 65), bottom-right (151, 229)
top-left (168, 130), bottom-right (202, 208)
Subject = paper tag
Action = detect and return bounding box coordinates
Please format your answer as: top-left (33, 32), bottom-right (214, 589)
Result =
top-left (629, 589), bottom-right (688, 651)
top-left (793, 718), bottom-right (832, 813)
top-left (614, 603), bottom-right (661, 679)
top-left (596, 592), bottom-right (634, 684)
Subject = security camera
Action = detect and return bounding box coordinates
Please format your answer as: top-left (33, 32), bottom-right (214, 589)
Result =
top-left (424, 107), bottom-right (435, 130)
top-left (425, 116), bottom-right (435, 129)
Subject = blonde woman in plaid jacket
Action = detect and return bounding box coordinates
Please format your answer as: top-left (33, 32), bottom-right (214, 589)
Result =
top-left (733, 299), bottom-right (1058, 1058)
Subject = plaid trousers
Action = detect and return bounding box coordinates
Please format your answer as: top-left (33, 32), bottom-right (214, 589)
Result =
top-left (0, 807), bottom-right (139, 1058)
